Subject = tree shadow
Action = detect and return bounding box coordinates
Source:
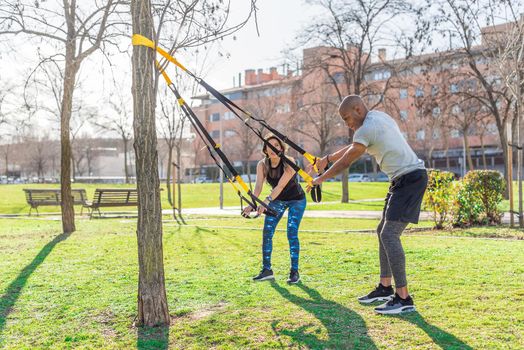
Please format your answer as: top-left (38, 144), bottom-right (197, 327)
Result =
top-left (137, 325), bottom-right (169, 350)
top-left (270, 281), bottom-right (377, 349)
top-left (391, 312), bottom-right (473, 349)
top-left (0, 231), bottom-right (72, 337)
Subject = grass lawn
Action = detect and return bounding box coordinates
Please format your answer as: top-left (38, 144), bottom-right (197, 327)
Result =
top-left (0, 182), bottom-right (389, 215)
top-left (0, 216), bottom-right (523, 349)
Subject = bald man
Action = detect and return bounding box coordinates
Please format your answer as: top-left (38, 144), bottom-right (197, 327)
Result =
top-left (309, 95), bottom-right (427, 315)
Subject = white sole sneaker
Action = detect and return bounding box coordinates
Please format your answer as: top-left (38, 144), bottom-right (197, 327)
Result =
top-left (375, 305), bottom-right (416, 315)
top-left (253, 275), bottom-right (275, 282)
top-left (358, 295), bottom-right (393, 304)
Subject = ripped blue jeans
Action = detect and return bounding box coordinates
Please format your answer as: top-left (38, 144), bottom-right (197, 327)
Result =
top-left (262, 198), bottom-right (307, 271)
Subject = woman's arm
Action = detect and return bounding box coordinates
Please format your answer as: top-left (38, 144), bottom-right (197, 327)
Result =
top-left (253, 161), bottom-right (266, 197)
top-left (267, 165), bottom-right (295, 201)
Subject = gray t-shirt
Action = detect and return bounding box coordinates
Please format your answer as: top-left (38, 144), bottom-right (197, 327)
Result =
top-left (353, 110), bottom-right (425, 180)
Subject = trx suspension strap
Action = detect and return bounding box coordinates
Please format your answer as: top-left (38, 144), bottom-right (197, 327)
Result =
top-left (156, 64), bottom-right (277, 218)
top-left (132, 34), bottom-right (324, 203)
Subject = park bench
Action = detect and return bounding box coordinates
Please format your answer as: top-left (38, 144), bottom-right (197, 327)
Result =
top-left (23, 188), bottom-right (88, 216)
top-left (85, 188), bottom-right (138, 218)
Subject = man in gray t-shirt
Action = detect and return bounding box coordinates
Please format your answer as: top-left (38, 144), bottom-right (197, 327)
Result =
top-left (309, 95), bottom-right (428, 315)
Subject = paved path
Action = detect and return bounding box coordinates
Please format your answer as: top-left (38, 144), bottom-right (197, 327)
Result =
top-left (1, 206), bottom-right (516, 224)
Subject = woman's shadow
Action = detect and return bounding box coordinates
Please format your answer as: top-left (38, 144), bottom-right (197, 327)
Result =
top-left (270, 281), bottom-right (378, 349)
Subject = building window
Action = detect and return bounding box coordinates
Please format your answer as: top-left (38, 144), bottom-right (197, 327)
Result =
top-left (415, 87), bottom-right (424, 97)
top-left (400, 89), bottom-right (408, 99)
top-left (276, 103), bottom-right (290, 114)
top-left (210, 130), bottom-right (220, 138)
top-left (450, 83), bottom-right (459, 94)
top-left (432, 107), bottom-right (440, 117)
top-left (399, 110), bottom-right (408, 121)
top-left (333, 72), bottom-right (345, 83)
top-left (431, 85), bottom-right (439, 96)
top-left (209, 113), bottom-right (220, 122)
top-left (416, 129), bottom-right (425, 140)
top-left (223, 111), bottom-right (235, 120)
top-left (432, 130), bottom-right (440, 139)
top-left (450, 129), bottom-right (460, 138)
top-left (224, 129), bottom-right (236, 137)
top-left (452, 105), bottom-right (461, 114)
top-left (487, 123), bottom-right (498, 135)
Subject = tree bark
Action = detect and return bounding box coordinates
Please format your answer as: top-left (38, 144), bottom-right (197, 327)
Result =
top-left (124, 137), bottom-right (130, 184)
top-left (131, 0), bottom-right (170, 327)
top-left (60, 36), bottom-right (78, 234)
top-left (176, 146), bottom-right (182, 216)
top-left (166, 147), bottom-right (173, 207)
top-left (463, 130), bottom-right (474, 172)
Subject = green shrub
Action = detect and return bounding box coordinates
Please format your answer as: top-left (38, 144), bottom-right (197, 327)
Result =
top-left (451, 179), bottom-right (484, 227)
top-left (463, 170), bottom-right (505, 224)
top-left (423, 169), bottom-right (455, 229)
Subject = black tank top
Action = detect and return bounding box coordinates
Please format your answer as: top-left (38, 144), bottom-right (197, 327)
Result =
top-left (265, 159), bottom-right (305, 201)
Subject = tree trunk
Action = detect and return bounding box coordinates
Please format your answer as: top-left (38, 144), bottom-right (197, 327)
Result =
top-left (60, 38), bottom-right (78, 234)
top-left (463, 132), bottom-right (474, 172)
top-left (71, 153), bottom-right (76, 181)
top-left (480, 134), bottom-right (487, 169)
top-left (124, 137), bottom-right (130, 184)
top-left (341, 169), bottom-right (349, 202)
top-left (166, 147), bottom-right (173, 207)
top-left (4, 145), bottom-right (8, 177)
top-left (341, 129), bottom-right (353, 203)
top-left (499, 127), bottom-right (510, 198)
top-left (176, 145), bottom-right (182, 216)
top-left (131, 0), bottom-right (170, 327)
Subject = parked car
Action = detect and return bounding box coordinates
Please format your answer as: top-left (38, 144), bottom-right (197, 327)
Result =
top-left (193, 176), bottom-right (211, 183)
top-left (348, 173), bottom-right (371, 182)
top-left (371, 172), bottom-right (389, 182)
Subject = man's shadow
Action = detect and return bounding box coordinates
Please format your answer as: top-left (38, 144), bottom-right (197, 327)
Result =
top-left (0, 232), bottom-right (72, 337)
top-left (270, 281), bottom-right (378, 349)
top-left (391, 312), bottom-right (473, 349)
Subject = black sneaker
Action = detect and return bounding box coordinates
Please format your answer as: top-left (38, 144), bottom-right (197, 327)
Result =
top-left (287, 270), bottom-right (300, 284)
top-left (357, 283), bottom-right (394, 304)
top-left (375, 293), bottom-right (416, 315)
top-left (253, 268), bottom-right (275, 281)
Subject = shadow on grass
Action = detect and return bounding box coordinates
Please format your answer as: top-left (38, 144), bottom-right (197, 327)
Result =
top-left (392, 312), bottom-right (473, 349)
top-left (0, 231), bottom-right (72, 336)
top-left (270, 281), bottom-right (377, 349)
top-left (137, 325), bottom-right (169, 350)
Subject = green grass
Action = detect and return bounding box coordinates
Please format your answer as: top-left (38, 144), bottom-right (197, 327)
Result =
top-left (0, 182), bottom-right (389, 215)
top-left (0, 216), bottom-right (523, 349)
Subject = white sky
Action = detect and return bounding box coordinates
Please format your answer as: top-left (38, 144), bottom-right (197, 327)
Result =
top-left (0, 0), bottom-right (320, 137)
top-left (202, 0), bottom-right (320, 89)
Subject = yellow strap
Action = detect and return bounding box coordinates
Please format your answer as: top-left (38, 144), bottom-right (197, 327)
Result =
top-left (132, 34), bottom-right (189, 72)
top-left (215, 143), bottom-right (221, 149)
top-left (297, 169), bottom-right (314, 186)
top-left (177, 98), bottom-right (185, 106)
top-left (155, 61), bottom-right (173, 85)
top-left (303, 153), bottom-right (316, 165)
top-left (235, 175), bottom-right (250, 192)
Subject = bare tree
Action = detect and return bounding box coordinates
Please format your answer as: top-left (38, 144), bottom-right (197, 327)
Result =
top-left (236, 91), bottom-right (281, 186)
top-left (292, 85), bottom-right (340, 157)
top-left (419, 0), bottom-right (524, 193)
top-left (131, 0), bottom-right (258, 328)
top-left (298, 0), bottom-right (416, 202)
top-left (493, 9), bottom-right (524, 224)
top-left (94, 89), bottom-right (133, 183)
top-left (0, 0), bottom-right (123, 233)
top-left (157, 84), bottom-right (187, 219)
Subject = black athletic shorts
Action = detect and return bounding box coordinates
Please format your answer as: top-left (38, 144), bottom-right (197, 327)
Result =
top-left (383, 169), bottom-right (428, 224)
